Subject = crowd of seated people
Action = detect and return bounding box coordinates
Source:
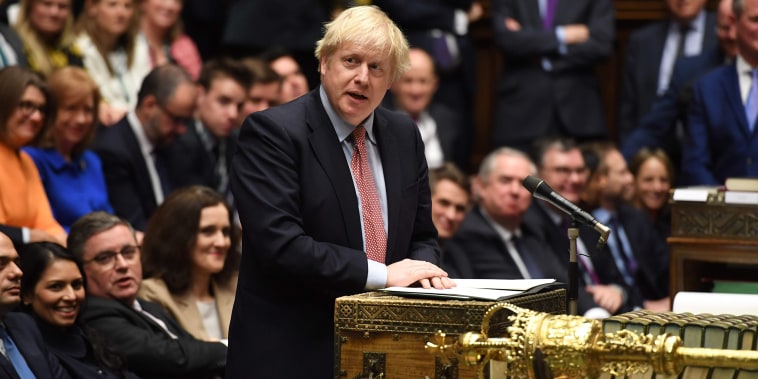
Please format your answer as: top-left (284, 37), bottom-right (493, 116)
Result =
top-left (0, 0), bottom-right (753, 376)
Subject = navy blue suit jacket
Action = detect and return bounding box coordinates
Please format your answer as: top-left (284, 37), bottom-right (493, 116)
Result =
top-left (683, 62), bottom-right (758, 184)
top-left (92, 116), bottom-right (171, 230)
top-left (226, 90), bottom-right (440, 378)
top-left (618, 13), bottom-right (718, 142)
top-left (621, 47), bottom-right (726, 164)
top-left (489, 0), bottom-right (613, 150)
top-left (578, 204), bottom-right (669, 311)
top-left (1, 312), bottom-right (70, 379)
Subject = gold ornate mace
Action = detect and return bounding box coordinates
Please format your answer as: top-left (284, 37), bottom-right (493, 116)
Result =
top-left (426, 303), bottom-right (758, 379)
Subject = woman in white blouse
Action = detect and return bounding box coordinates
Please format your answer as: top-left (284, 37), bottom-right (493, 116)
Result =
top-left (75, 0), bottom-right (150, 125)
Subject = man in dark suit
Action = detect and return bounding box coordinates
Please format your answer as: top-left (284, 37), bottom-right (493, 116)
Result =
top-left (683, 0), bottom-right (758, 185)
top-left (619, 0), bottom-right (717, 143)
top-left (579, 142), bottom-right (670, 312)
top-left (429, 163), bottom-right (472, 278)
top-left (375, 0), bottom-right (482, 171)
top-left (489, 0), bottom-right (613, 152)
top-left (524, 137), bottom-right (624, 317)
top-left (227, 7), bottom-right (453, 378)
top-left (388, 48), bottom-right (461, 169)
top-left (92, 65), bottom-right (197, 231)
top-left (167, 58), bottom-right (251, 196)
top-left (622, 0), bottom-right (737, 167)
top-left (0, 232), bottom-right (70, 379)
top-left (67, 212), bottom-right (227, 379)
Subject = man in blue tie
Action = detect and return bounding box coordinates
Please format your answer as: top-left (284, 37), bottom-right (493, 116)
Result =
top-left (579, 142), bottom-right (670, 312)
top-left (0, 232), bottom-right (70, 379)
top-left (683, 0), bottom-right (758, 185)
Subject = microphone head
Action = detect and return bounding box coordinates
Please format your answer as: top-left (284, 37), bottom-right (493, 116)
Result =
top-left (522, 175), bottom-right (544, 194)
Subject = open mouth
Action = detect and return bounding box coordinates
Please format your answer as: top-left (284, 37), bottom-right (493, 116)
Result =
top-left (348, 92), bottom-right (368, 101)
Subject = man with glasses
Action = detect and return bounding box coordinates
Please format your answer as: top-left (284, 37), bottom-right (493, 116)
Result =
top-left (524, 137), bottom-right (625, 317)
top-left (92, 65), bottom-right (198, 231)
top-left (69, 212), bottom-right (227, 379)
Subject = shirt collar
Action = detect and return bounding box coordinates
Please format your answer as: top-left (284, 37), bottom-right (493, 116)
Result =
top-left (127, 111), bottom-right (156, 155)
top-left (319, 85), bottom-right (377, 144)
top-left (591, 207), bottom-right (613, 225)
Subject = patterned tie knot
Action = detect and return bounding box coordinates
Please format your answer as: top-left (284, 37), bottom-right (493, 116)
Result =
top-left (353, 125), bottom-right (366, 148)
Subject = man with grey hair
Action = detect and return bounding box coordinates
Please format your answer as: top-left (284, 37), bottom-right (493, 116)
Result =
top-left (227, 6), bottom-right (453, 378)
top-left (93, 65), bottom-right (198, 231)
top-left (69, 212), bottom-right (227, 379)
top-left (449, 148), bottom-right (564, 282)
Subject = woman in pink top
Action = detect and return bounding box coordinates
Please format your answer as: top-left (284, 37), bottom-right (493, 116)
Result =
top-left (139, 0), bottom-right (202, 79)
top-left (0, 66), bottom-right (66, 246)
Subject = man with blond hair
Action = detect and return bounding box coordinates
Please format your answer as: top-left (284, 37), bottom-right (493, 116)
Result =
top-left (227, 6), bottom-right (453, 378)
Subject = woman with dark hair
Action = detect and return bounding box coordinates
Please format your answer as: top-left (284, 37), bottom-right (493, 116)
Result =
top-left (0, 66), bottom-right (66, 246)
top-left (19, 242), bottom-right (137, 378)
top-left (23, 66), bottom-right (113, 232)
top-left (139, 185), bottom-right (240, 342)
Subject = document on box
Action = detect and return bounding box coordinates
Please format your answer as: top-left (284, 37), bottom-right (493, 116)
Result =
top-left (379, 279), bottom-right (558, 301)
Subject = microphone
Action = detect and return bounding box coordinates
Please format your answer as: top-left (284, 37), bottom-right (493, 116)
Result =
top-left (522, 175), bottom-right (610, 248)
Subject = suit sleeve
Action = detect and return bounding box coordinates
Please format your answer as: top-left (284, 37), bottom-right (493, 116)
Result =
top-left (372, 0), bottom-right (471, 33)
top-left (83, 302), bottom-right (226, 377)
top-left (491, 0), bottom-right (613, 70)
top-left (682, 79), bottom-right (720, 185)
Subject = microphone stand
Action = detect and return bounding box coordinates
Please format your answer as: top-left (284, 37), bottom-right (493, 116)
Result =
top-left (567, 219), bottom-right (579, 316)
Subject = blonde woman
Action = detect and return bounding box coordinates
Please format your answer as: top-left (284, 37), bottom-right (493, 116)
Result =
top-left (13, 0), bottom-right (83, 76)
top-left (75, 0), bottom-right (151, 125)
top-left (139, 0), bottom-right (201, 79)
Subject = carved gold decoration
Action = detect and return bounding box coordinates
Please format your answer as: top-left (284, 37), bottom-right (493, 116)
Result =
top-left (426, 303), bottom-right (758, 379)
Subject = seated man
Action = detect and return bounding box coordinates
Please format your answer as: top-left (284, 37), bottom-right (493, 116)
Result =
top-left (430, 163), bottom-right (471, 278)
top-left (67, 212), bottom-right (227, 379)
top-left (0, 232), bottom-right (70, 379)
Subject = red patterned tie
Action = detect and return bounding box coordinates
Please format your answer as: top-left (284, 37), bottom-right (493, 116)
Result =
top-left (351, 126), bottom-right (387, 263)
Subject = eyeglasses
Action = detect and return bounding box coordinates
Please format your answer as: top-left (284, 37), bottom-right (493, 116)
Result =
top-left (84, 245), bottom-right (140, 269)
top-left (546, 166), bottom-right (589, 178)
top-left (17, 100), bottom-right (46, 117)
top-left (158, 102), bottom-right (193, 126)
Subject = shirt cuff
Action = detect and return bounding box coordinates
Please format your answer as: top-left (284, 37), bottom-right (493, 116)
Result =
top-left (22, 227), bottom-right (29, 244)
top-left (454, 9), bottom-right (469, 35)
top-left (365, 259), bottom-right (388, 290)
top-left (555, 26), bottom-right (568, 55)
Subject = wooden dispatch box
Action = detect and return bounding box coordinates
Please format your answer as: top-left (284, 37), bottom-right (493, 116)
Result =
top-left (334, 289), bottom-right (566, 379)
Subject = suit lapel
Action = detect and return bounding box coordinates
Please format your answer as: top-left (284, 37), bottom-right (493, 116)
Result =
top-left (214, 280), bottom-right (236, 339)
top-left (0, 354), bottom-right (20, 379)
top-left (722, 64), bottom-right (752, 135)
top-left (305, 93), bottom-right (363, 250)
top-left (120, 120), bottom-right (158, 209)
top-left (373, 111), bottom-right (403, 263)
top-left (525, 0), bottom-right (543, 28)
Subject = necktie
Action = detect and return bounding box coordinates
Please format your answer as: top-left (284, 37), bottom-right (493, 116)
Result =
top-left (542, 0), bottom-right (558, 30)
top-left (675, 23), bottom-right (690, 61)
top-left (153, 150), bottom-right (172, 201)
top-left (431, 32), bottom-right (454, 72)
top-left (351, 126), bottom-right (387, 263)
top-left (746, 69), bottom-right (758, 132)
top-left (609, 215), bottom-right (638, 287)
top-left (0, 328), bottom-right (36, 379)
top-left (511, 235), bottom-right (543, 278)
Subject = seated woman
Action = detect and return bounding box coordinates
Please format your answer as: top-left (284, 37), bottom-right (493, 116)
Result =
top-left (13, 0), bottom-right (83, 77)
top-left (139, 186), bottom-right (240, 342)
top-left (0, 66), bottom-right (66, 247)
top-left (19, 242), bottom-right (137, 378)
top-left (139, 0), bottom-right (201, 79)
top-left (75, 0), bottom-right (150, 125)
top-left (24, 67), bottom-right (113, 232)
top-left (629, 147), bottom-right (674, 240)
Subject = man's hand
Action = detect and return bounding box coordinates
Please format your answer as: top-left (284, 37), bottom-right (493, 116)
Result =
top-left (563, 24), bottom-right (590, 44)
top-left (643, 297), bottom-right (670, 312)
top-left (504, 17), bottom-right (522, 31)
top-left (386, 259), bottom-right (456, 289)
top-left (468, 2), bottom-right (484, 22)
top-left (586, 284), bottom-right (623, 314)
